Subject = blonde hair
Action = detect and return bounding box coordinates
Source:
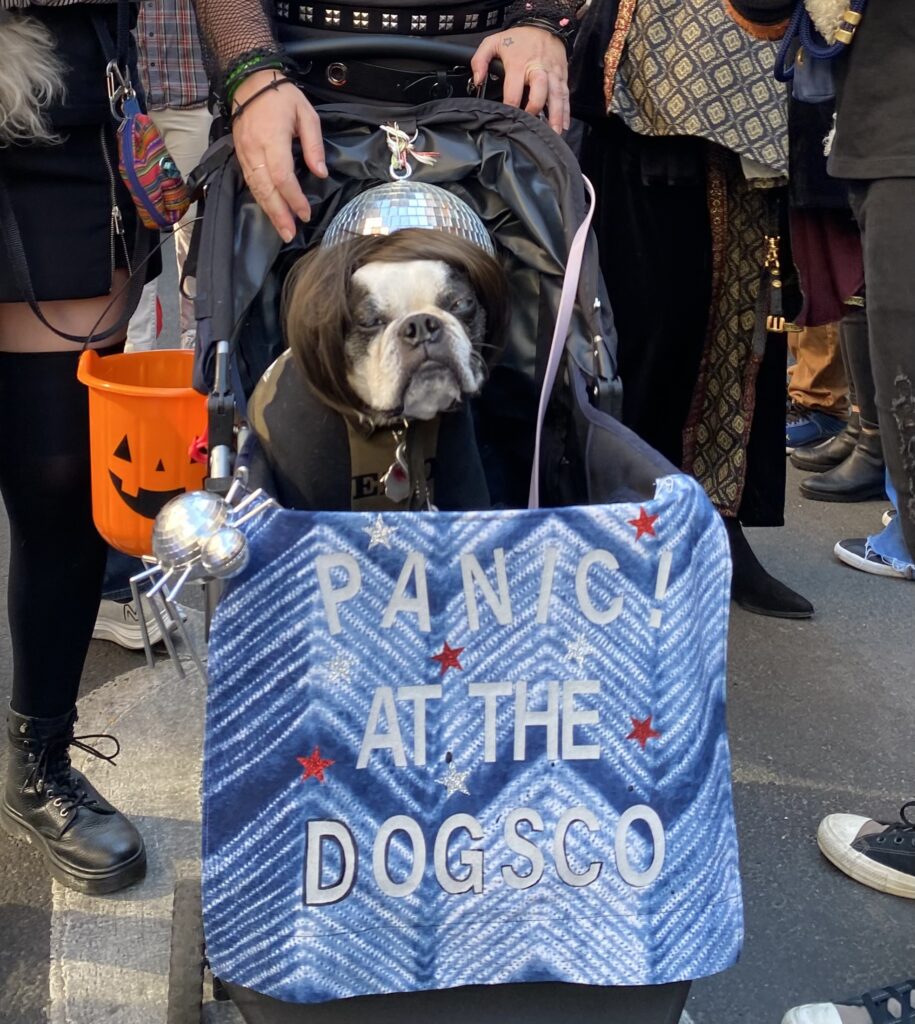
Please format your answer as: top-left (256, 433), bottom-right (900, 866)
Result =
top-left (0, 10), bottom-right (65, 147)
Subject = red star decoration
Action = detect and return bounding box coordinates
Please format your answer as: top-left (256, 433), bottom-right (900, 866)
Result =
top-left (628, 507), bottom-right (660, 541)
top-left (431, 641), bottom-right (464, 676)
top-left (297, 747), bottom-right (335, 783)
top-left (626, 715), bottom-right (661, 750)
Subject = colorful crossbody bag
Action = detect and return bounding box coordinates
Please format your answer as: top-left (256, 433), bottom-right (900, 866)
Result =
top-left (115, 87), bottom-right (193, 230)
top-left (98, 2), bottom-right (192, 230)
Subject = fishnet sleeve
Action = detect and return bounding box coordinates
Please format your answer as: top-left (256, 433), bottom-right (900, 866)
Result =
top-left (192, 0), bottom-right (282, 90)
top-left (504, 0), bottom-right (582, 45)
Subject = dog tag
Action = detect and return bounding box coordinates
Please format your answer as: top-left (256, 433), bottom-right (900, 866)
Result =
top-left (382, 441), bottom-right (412, 503)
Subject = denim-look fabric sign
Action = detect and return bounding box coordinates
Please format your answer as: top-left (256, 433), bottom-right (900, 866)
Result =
top-left (203, 474), bottom-right (743, 1004)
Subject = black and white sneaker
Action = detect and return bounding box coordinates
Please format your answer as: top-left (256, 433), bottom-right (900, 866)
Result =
top-left (834, 538), bottom-right (914, 580)
top-left (782, 979), bottom-right (915, 1024)
top-left (817, 802), bottom-right (915, 899)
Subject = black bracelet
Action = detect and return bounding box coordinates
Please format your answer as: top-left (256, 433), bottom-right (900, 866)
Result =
top-left (230, 74), bottom-right (298, 125)
top-left (221, 46), bottom-right (288, 110)
top-left (504, 0), bottom-right (580, 49)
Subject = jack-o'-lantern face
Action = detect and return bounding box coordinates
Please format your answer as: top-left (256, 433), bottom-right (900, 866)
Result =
top-left (108, 434), bottom-right (187, 520)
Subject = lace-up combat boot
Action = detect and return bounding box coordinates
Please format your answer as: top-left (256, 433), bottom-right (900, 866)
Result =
top-left (1, 706), bottom-right (146, 894)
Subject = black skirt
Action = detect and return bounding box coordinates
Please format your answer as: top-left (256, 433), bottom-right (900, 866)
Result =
top-left (0, 4), bottom-right (159, 303)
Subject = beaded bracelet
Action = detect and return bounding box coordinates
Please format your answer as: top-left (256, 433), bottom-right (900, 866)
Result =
top-left (223, 49), bottom-right (288, 109)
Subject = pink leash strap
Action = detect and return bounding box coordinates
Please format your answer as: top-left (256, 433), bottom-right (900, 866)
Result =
top-left (528, 175), bottom-right (597, 510)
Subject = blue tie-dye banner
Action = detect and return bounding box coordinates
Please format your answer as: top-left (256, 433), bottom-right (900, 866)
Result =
top-left (203, 473), bottom-right (742, 1004)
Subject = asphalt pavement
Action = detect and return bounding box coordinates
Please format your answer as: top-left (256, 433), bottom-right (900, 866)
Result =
top-left (0, 249), bottom-right (912, 1022)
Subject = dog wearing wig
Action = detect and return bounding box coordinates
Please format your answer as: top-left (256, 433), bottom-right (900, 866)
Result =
top-left (248, 228), bottom-right (509, 512)
top-left (0, 10), bottom-right (64, 147)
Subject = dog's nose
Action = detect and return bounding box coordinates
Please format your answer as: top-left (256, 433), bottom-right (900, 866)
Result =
top-left (401, 314), bottom-right (443, 347)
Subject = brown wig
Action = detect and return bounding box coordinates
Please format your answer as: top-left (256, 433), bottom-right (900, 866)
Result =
top-left (282, 229), bottom-right (509, 418)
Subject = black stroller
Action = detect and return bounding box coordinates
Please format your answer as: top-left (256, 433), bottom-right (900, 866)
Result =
top-left (171, 35), bottom-right (697, 1024)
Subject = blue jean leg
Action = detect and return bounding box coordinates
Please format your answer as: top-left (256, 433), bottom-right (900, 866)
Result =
top-left (102, 547), bottom-right (146, 602)
top-left (867, 470), bottom-right (915, 573)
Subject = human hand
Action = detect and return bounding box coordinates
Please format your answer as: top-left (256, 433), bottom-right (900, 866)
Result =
top-left (231, 69), bottom-right (328, 242)
top-left (470, 25), bottom-right (570, 133)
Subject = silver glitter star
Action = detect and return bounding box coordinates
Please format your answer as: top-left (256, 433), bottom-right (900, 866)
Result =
top-left (326, 651), bottom-right (357, 684)
top-left (363, 514), bottom-right (397, 550)
top-left (563, 634), bottom-right (598, 672)
top-left (436, 761), bottom-right (470, 798)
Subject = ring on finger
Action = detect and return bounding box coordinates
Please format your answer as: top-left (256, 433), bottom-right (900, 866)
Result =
top-left (527, 62), bottom-right (549, 73)
top-left (248, 162), bottom-right (268, 173)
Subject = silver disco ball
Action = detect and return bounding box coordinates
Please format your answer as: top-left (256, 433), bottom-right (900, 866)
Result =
top-left (320, 181), bottom-right (495, 256)
top-left (151, 491), bottom-right (228, 570)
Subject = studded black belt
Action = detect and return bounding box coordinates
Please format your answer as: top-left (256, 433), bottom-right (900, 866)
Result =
top-left (273, 0), bottom-right (508, 35)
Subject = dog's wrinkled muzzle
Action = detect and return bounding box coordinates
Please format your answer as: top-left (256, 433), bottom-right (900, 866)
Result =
top-left (401, 360), bottom-right (464, 420)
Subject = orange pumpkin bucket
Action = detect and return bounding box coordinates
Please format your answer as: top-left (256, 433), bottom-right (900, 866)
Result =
top-left (77, 350), bottom-right (207, 557)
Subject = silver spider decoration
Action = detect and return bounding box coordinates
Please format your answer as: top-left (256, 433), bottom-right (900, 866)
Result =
top-left (129, 474), bottom-right (277, 678)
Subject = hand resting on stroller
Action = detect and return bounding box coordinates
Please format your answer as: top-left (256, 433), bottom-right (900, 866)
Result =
top-left (193, 0), bottom-right (578, 241)
top-left (231, 24), bottom-right (568, 241)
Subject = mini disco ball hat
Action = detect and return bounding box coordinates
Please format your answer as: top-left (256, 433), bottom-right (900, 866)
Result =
top-left (320, 181), bottom-right (495, 257)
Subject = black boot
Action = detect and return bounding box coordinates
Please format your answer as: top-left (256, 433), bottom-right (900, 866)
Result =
top-left (790, 412), bottom-right (860, 473)
top-left (799, 430), bottom-right (886, 503)
top-left (1, 707), bottom-right (146, 894)
top-left (724, 517), bottom-right (814, 619)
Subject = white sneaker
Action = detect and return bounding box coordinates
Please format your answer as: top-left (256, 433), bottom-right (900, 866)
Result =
top-left (92, 599), bottom-right (185, 651)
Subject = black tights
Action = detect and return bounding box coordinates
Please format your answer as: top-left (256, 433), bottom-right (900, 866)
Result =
top-left (0, 349), bottom-right (111, 719)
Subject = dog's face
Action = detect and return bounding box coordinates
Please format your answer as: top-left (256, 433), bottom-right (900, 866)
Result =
top-left (284, 229), bottom-right (508, 427)
top-left (345, 258), bottom-right (486, 421)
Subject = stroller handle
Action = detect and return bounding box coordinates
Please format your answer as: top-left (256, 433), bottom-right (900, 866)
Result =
top-left (284, 36), bottom-right (504, 79)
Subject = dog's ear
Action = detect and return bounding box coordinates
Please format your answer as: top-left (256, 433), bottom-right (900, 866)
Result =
top-left (443, 240), bottom-right (510, 367)
top-left (282, 245), bottom-right (365, 416)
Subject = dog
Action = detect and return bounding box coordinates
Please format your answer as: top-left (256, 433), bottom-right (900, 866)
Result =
top-left (283, 228), bottom-right (508, 425)
top-left (247, 228), bottom-right (508, 512)
top-left (0, 10), bottom-right (64, 148)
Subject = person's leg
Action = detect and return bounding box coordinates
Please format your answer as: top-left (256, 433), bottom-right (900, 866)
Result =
top-left (789, 308), bottom-right (864, 472)
top-left (0, 330), bottom-right (146, 893)
top-left (0, 349), bottom-right (107, 717)
top-left (0, 289), bottom-right (147, 893)
top-left (787, 323), bottom-right (848, 414)
top-left (786, 322), bottom-right (848, 450)
top-left (730, 330), bottom-right (813, 618)
top-left (840, 179), bottom-right (915, 573)
top-left (843, 305), bottom-right (879, 432)
top-left (125, 280), bottom-right (159, 352)
top-left (799, 304), bottom-right (886, 501)
top-left (149, 105), bottom-right (212, 348)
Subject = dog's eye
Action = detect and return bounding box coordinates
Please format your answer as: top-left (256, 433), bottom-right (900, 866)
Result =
top-left (357, 314), bottom-right (385, 330)
top-left (450, 296), bottom-right (476, 315)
